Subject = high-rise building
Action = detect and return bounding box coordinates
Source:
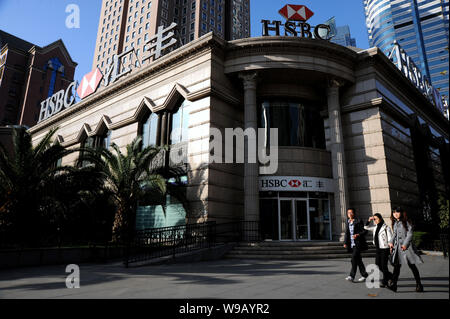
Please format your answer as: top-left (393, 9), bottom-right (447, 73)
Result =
top-left (332, 26), bottom-right (357, 47)
top-left (363, 0), bottom-right (449, 106)
top-left (93, 0), bottom-right (250, 72)
top-left (0, 30), bottom-right (77, 127)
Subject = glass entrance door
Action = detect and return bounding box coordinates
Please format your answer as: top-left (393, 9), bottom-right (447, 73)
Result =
top-left (279, 200), bottom-right (293, 240)
top-left (279, 199), bottom-right (310, 241)
top-left (295, 200), bottom-right (309, 240)
top-left (265, 192), bottom-right (332, 241)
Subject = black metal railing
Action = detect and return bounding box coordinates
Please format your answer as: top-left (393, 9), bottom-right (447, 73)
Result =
top-left (124, 220), bottom-right (262, 267)
top-left (441, 233), bottom-right (448, 258)
top-left (214, 221), bottom-right (261, 243)
top-left (415, 232), bottom-right (449, 258)
top-left (124, 222), bottom-right (216, 267)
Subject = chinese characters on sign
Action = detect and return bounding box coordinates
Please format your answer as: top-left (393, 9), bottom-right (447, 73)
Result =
top-left (259, 176), bottom-right (334, 193)
top-left (104, 22), bottom-right (178, 87)
top-left (143, 23), bottom-right (178, 62)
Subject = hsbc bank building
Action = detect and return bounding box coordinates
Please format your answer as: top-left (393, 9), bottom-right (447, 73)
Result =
top-left (29, 8), bottom-right (449, 242)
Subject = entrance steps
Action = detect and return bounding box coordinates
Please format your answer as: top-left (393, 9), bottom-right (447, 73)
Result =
top-left (224, 241), bottom-right (377, 260)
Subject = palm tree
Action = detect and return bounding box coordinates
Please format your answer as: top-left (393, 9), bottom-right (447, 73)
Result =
top-left (78, 136), bottom-right (188, 242)
top-left (0, 127), bottom-right (81, 247)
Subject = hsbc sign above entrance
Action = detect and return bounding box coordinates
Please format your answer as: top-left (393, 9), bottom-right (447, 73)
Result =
top-left (259, 176), bottom-right (334, 193)
top-left (261, 4), bottom-right (331, 40)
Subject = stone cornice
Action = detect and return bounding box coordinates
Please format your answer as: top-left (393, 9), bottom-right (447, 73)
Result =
top-left (225, 36), bottom-right (359, 70)
top-left (356, 47), bottom-right (449, 129)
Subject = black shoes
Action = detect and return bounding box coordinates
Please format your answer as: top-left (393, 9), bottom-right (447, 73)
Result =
top-left (387, 281), bottom-right (423, 292)
top-left (387, 280), bottom-right (397, 292)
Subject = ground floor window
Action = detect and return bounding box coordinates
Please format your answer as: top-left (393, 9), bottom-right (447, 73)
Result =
top-left (260, 192), bottom-right (332, 241)
top-left (136, 194), bottom-right (186, 230)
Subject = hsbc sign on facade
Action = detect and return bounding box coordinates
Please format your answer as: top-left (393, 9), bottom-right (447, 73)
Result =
top-left (259, 176), bottom-right (334, 193)
top-left (77, 68), bottom-right (103, 100)
top-left (38, 23), bottom-right (179, 124)
top-left (262, 4), bottom-right (331, 40)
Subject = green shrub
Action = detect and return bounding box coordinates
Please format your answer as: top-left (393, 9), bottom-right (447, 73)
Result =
top-left (413, 231), bottom-right (431, 249)
top-left (438, 195), bottom-right (449, 231)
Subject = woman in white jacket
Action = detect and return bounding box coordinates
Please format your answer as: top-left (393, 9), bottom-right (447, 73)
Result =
top-left (364, 213), bottom-right (393, 287)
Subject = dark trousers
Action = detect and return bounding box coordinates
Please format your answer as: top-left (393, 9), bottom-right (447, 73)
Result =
top-left (350, 247), bottom-right (368, 278)
top-left (392, 261), bottom-right (422, 285)
top-left (375, 248), bottom-right (392, 285)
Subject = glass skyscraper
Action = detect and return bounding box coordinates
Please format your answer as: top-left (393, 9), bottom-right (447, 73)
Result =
top-left (363, 0), bottom-right (449, 108)
top-left (332, 25), bottom-right (357, 47)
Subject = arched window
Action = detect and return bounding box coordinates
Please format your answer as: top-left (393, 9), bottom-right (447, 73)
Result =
top-left (79, 130), bottom-right (111, 167)
top-left (170, 100), bottom-right (190, 145)
top-left (141, 113), bottom-right (159, 148)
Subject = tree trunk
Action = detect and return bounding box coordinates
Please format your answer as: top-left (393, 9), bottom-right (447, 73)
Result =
top-left (112, 206), bottom-right (125, 242)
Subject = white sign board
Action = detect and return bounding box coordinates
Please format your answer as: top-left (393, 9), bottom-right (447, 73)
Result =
top-left (388, 41), bottom-right (446, 114)
top-left (259, 176), bottom-right (334, 193)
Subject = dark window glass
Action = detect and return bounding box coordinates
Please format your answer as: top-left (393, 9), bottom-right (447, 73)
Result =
top-left (279, 191), bottom-right (307, 198)
top-left (260, 99), bottom-right (325, 149)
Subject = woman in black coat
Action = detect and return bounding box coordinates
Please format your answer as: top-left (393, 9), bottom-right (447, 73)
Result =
top-left (343, 208), bottom-right (369, 282)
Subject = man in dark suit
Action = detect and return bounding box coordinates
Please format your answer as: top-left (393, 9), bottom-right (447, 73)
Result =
top-left (343, 208), bottom-right (369, 282)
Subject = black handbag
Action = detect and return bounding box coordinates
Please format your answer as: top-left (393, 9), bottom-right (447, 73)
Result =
top-left (389, 249), bottom-right (396, 266)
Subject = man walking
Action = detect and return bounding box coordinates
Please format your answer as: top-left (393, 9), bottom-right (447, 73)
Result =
top-left (343, 208), bottom-right (369, 282)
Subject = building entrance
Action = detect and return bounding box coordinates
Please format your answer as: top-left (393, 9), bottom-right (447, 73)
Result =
top-left (260, 192), bottom-right (332, 241)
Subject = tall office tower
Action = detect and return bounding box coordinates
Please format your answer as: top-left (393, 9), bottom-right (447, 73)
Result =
top-left (0, 30), bottom-right (76, 127)
top-left (332, 26), bottom-right (357, 47)
top-left (93, 0), bottom-right (250, 72)
top-left (363, 0), bottom-right (449, 108)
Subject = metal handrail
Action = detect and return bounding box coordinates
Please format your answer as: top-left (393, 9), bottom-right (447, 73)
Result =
top-left (124, 220), bottom-right (262, 267)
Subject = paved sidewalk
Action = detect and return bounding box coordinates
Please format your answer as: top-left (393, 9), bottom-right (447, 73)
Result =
top-left (0, 255), bottom-right (448, 299)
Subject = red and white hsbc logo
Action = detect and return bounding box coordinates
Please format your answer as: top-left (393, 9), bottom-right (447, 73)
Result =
top-left (259, 176), bottom-right (334, 193)
top-left (261, 4), bottom-right (330, 39)
top-left (279, 4), bottom-right (314, 21)
top-left (77, 68), bottom-right (103, 100)
top-left (288, 180), bottom-right (302, 188)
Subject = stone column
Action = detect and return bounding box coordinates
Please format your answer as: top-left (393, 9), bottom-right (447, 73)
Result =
top-left (239, 72), bottom-right (259, 223)
top-left (160, 112), bottom-right (168, 145)
top-left (327, 79), bottom-right (349, 241)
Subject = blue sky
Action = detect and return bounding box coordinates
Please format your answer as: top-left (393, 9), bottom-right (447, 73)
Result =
top-left (0, 0), bottom-right (369, 82)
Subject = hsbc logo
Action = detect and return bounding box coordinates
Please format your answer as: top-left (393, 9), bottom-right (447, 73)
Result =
top-left (261, 179), bottom-right (302, 188)
top-left (77, 68), bottom-right (103, 100)
top-left (261, 4), bottom-right (331, 40)
top-left (288, 180), bottom-right (302, 188)
top-left (38, 68), bottom-right (104, 123)
top-left (279, 4), bottom-right (314, 21)
top-left (260, 176), bottom-right (333, 193)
